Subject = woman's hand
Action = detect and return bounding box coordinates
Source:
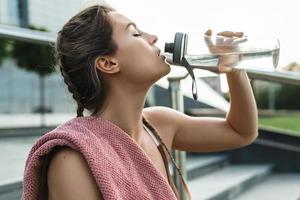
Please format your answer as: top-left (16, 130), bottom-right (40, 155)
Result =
top-left (204, 29), bottom-right (248, 73)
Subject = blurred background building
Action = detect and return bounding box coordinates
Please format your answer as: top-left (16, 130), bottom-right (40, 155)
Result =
top-left (0, 0), bottom-right (86, 29)
top-left (0, 0), bottom-right (87, 113)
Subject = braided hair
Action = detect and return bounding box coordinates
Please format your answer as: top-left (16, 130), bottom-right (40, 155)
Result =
top-left (55, 5), bottom-right (117, 117)
top-left (143, 117), bottom-right (192, 200)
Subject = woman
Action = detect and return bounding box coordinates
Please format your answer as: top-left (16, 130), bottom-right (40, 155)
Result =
top-left (22, 3), bottom-right (258, 200)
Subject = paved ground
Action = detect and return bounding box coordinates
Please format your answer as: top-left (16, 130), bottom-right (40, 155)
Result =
top-left (0, 136), bottom-right (38, 185)
top-left (0, 113), bottom-right (71, 185)
top-left (0, 114), bottom-right (73, 184)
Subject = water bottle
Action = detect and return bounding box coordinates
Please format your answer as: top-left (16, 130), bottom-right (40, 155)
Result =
top-left (164, 31), bottom-right (280, 100)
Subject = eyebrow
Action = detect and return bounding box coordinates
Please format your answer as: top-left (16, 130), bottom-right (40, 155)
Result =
top-left (125, 22), bottom-right (137, 30)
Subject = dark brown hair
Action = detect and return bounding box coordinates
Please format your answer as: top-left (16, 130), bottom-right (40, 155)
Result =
top-left (55, 5), bottom-right (117, 117)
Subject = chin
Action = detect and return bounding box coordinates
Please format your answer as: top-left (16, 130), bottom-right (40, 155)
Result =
top-left (146, 62), bottom-right (171, 84)
top-left (156, 63), bottom-right (171, 80)
top-left (162, 62), bottom-right (171, 75)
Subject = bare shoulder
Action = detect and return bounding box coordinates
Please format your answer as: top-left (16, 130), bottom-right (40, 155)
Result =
top-left (47, 146), bottom-right (103, 200)
top-left (143, 106), bottom-right (186, 124)
top-left (143, 106), bottom-right (187, 148)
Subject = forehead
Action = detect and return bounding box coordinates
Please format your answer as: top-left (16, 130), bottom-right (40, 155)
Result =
top-left (108, 11), bottom-right (133, 30)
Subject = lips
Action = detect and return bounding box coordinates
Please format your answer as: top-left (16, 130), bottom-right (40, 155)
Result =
top-left (156, 49), bottom-right (166, 60)
top-left (157, 49), bottom-right (161, 56)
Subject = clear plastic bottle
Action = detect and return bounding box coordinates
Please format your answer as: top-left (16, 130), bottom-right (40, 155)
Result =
top-left (164, 32), bottom-right (280, 73)
top-left (163, 32), bottom-right (280, 100)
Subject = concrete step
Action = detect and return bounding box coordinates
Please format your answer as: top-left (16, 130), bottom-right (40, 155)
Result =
top-left (186, 154), bottom-right (229, 180)
top-left (0, 179), bottom-right (22, 200)
top-left (168, 154), bottom-right (229, 180)
top-left (0, 136), bottom-right (40, 200)
top-left (234, 173), bottom-right (300, 200)
top-left (188, 164), bottom-right (273, 200)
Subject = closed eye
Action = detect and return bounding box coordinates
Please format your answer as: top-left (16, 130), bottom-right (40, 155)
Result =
top-left (133, 33), bottom-right (142, 37)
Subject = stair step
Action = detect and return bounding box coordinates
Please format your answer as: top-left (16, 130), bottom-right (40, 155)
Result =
top-left (169, 154), bottom-right (229, 179)
top-left (188, 164), bottom-right (273, 200)
top-left (186, 155), bottom-right (229, 180)
top-left (0, 137), bottom-right (37, 184)
top-left (0, 179), bottom-right (22, 200)
top-left (235, 173), bottom-right (300, 200)
top-left (0, 137), bottom-right (37, 200)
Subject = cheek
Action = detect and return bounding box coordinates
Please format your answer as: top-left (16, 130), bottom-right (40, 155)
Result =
top-left (119, 41), bottom-right (154, 69)
top-left (117, 40), bottom-right (168, 82)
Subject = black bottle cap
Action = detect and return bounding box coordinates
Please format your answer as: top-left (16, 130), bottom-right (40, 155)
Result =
top-left (164, 42), bottom-right (174, 53)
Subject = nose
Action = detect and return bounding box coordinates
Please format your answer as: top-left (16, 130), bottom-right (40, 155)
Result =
top-left (149, 34), bottom-right (158, 45)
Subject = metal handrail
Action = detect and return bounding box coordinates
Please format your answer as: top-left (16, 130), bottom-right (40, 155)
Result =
top-left (168, 76), bottom-right (188, 200)
top-left (1, 24), bottom-right (300, 85)
top-left (0, 24), bottom-right (55, 44)
top-left (165, 54), bottom-right (300, 86)
top-left (247, 69), bottom-right (300, 86)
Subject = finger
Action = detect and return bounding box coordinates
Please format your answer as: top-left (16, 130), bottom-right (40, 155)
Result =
top-left (204, 29), bottom-right (214, 47)
top-left (234, 32), bottom-right (244, 37)
top-left (205, 29), bottom-right (212, 36)
top-left (224, 37), bottom-right (234, 46)
top-left (204, 34), bottom-right (214, 47)
top-left (216, 36), bottom-right (224, 45)
top-left (232, 37), bottom-right (248, 45)
top-left (217, 31), bottom-right (234, 38)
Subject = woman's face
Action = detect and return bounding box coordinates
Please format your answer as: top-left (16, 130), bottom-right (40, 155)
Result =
top-left (108, 11), bottom-right (170, 86)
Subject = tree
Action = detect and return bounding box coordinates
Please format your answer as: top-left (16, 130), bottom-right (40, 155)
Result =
top-left (11, 25), bottom-right (55, 126)
top-left (254, 81), bottom-right (300, 110)
top-left (275, 84), bottom-right (300, 109)
top-left (0, 38), bottom-right (10, 66)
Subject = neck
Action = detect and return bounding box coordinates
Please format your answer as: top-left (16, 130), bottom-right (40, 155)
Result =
top-left (98, 84), bottom-right (150, 144)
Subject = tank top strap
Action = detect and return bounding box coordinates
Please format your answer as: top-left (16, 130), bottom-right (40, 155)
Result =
top-left (143, 123), bottom-right (161, 146)
top-left (142, 117), bottom-right (181, 200)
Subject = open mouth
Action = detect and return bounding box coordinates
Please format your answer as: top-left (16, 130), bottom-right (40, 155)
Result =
top-left (156, 49), bottom-right (166, 60)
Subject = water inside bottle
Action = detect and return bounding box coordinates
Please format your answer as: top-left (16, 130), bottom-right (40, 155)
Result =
top-left (186, 47), bottom-right (279, 72)
top-left (185, 33), bottom-right (280, 72)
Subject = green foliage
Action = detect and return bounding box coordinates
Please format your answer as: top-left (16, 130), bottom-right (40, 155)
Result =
top-left (254, 84), bottom-right (270, 109)
top-left (259, 114), bottom-right (300, 134)
top-left (0, 38), bottom-right (10, 65)
top-left (11, 25), bottom-right (55, 76)
top-left (254, 81), bottom-right (300, 110)
top-left (275, 84), bottom-right (300, 109)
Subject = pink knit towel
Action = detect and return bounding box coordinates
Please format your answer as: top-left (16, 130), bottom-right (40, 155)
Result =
top-left (21, 116), bottom-right (177, 200)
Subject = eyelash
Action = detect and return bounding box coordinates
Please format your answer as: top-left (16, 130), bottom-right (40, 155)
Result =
top-left (133, 33), bottom-right (142, 37)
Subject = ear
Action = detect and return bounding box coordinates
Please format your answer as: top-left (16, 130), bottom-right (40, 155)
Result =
top-left (95, 56), bottom-right (120, 74)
